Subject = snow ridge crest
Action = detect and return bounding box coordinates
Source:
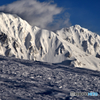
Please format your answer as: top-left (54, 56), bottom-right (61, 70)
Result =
top-left (0, 12), bottom-right (100, 71)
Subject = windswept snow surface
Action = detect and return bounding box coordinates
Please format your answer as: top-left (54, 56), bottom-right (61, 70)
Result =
top-left (0, 55), bottom-right (100, 100)
top-left (0, 13), bottom-right (100, 71)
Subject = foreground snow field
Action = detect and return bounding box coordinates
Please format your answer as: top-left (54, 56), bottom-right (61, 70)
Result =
top-left (0, 55), bottom-right (100, 100)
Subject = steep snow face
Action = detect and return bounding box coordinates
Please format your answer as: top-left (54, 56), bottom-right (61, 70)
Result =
top-left (0, 13), bottom-right (100, 71)
top-left (56, 25), bottom-right (100, 56)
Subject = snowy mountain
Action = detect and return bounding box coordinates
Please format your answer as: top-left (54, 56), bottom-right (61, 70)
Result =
top-left (0, 12), bottom-right (100, 71)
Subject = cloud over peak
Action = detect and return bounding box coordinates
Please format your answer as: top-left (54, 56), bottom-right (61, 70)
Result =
top-left (0, 0), bottom-right (71, 31)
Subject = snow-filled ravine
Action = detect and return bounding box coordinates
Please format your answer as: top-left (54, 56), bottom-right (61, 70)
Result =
top-left (0, 55), bottom-right (100, 100)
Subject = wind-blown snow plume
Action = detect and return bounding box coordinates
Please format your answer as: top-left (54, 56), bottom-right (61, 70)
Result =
top-left (0, 0), bottom-right (63, 30)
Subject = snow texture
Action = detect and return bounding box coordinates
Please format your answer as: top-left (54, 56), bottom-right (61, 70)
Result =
top-left (0, 13), bottom-right (100, 100)
top-left (0, 55), bottom-right (100, 100)
top-left (0, 13), bottom-right (100, 71)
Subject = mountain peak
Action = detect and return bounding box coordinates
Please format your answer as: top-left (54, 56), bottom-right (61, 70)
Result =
top-left (74, 24), bottom-right (81, 28)
top-left (0, 13), bottom-right (100, 71)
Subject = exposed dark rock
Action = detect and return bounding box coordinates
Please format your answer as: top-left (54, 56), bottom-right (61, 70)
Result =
top-left (0, 32), bottom-right (8, 43)
top-left (94, 42), bottom-right (99, 51)
top-left (96, 53), bottom-right (100, 58)
top-left (80, 28), bottom-right (84, 32)
top-left (25, 33), bottom-right (31, 49)
top-left (55, 43), bottom-right (65, 56)
top-left (13, 41), bottom-right (19, 52)
top-left (88, 35), bottom-right (93, 45)
top-left (20, 48), bottom-right (23, 53)
top-left (65, 51), bottom-right (71, 58)
top-left (82, 41), bottom-right (88, 52)
top-left (5, 48), bottom-right (11, 56)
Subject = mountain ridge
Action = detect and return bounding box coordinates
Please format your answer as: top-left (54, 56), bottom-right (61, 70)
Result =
top-left (0, 12), bottom-right (100, 71)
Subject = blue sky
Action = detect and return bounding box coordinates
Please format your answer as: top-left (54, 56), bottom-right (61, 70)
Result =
top-left (0, 0), bottom-right (100, 35)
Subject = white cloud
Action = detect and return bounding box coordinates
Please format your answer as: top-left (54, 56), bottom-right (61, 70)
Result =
top-left (46, 12), bottom-right (71, 31)
top-left (0, 0), bottom-right (71, 31)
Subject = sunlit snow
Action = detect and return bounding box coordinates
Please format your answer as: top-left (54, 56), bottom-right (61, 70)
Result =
top-left (0, 13), bottom-right (100, 71)
top-left (0, 12), bottom-right (100, 100)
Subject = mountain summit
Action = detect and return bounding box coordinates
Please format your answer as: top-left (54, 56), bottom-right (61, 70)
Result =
top-left (0, 12), bottom-right (100, 71)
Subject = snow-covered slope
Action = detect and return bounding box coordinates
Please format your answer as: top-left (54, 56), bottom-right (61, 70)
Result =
top-left (0, 12), bottom-right (100, 71)
top-left (56, 25), bottom-right (100, 56)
